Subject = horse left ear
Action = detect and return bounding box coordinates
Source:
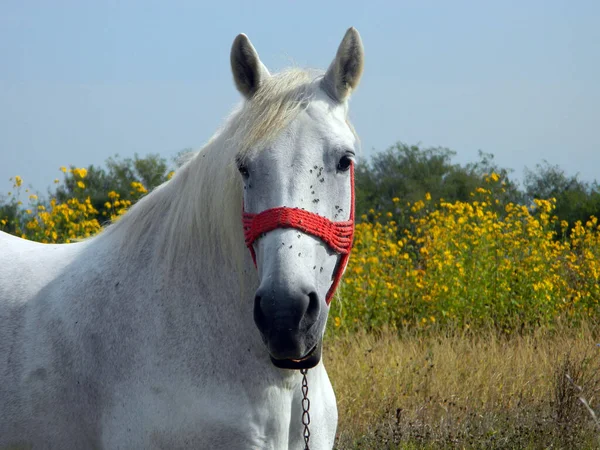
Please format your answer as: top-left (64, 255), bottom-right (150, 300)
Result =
top-left (322, 27), bottom-right (364, 103)
top-left (230, 33), bottom-right (271, 99)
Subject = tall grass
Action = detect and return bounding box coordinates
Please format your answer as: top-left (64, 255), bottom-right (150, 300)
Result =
top-left (326, 325), bottom-right (600, 449)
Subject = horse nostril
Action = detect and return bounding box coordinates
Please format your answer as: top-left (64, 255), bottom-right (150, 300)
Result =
top-left (305, 291), bottom-right (320, 323)
top-left (254, 286), bottom-right (320, 334)
top-left (254, 294), bottom-right (266, 329)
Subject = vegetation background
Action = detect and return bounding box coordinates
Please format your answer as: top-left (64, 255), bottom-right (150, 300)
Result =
top-left (2, 144), bottom-right (600, 449)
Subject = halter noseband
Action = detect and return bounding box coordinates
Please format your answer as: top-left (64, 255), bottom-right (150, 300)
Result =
top-left (242, 164), bottom-right (355, 305)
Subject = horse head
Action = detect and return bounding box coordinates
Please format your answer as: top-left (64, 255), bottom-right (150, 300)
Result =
top-left (231, 28), bottom-right (364, 369)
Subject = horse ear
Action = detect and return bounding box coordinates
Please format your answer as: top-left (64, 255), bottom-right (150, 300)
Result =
top-left (230, 33), bottom-right (270, 99)
top-left (322, 27), bottom-right (364, 103)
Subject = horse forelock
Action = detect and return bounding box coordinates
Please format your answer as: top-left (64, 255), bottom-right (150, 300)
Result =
top-left (231, 68), bottom-right (319, 160)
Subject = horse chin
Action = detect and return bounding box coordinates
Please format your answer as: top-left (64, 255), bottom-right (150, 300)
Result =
top-left (269, 340), bottom-right (322, 370)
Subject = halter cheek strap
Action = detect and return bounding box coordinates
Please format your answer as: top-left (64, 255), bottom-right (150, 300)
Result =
top-left (242, 164), bottom-right (355, 305)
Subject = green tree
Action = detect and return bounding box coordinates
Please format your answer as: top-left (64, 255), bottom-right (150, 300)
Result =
top-left (524, 161), bottom-right (600, 234)
top-left (355, 143), bottom-right (520, 224)
top-left (54, 153), bottom-right (172, 217)
top-left (0, 195), bottom-right (20, 234)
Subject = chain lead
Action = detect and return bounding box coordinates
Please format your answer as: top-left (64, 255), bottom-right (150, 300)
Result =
top-left (300, 368), bottom-right (311, 450)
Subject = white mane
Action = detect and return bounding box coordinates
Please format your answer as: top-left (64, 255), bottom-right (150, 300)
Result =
top-left (99, 69), bottom-right (321, 272)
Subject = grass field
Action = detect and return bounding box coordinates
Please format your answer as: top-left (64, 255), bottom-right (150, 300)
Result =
top-left (326, 325), bottom-right (600, 449)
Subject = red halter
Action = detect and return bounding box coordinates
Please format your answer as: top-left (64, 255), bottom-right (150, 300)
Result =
top-left (242, 164), bottom-right (355, 305)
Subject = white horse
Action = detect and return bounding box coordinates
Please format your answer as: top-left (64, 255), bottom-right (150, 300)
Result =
top-left (0, 28), bottom-right (363, 450)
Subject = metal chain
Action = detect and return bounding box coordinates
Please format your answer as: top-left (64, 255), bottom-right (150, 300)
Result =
top-left (300, 368), bottom-right (311, 450)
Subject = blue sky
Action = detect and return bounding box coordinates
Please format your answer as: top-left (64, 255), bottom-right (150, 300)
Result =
top-left (1, 0), bottom-right (599, 196)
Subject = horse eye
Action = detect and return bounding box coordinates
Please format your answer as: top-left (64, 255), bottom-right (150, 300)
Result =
top-left (238, 165), bottom-right (249, 178)
top-left (337, 155), bottom-right (352, 172)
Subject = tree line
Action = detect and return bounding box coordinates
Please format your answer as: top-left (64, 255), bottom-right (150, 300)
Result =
top-left (356, 143), bottom-right (600, 236)
top-left (1, 142), bottom-right (599, 237)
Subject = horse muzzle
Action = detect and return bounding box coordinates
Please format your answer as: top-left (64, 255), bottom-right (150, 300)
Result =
top-left (253, 284), bottom-right (324, 369)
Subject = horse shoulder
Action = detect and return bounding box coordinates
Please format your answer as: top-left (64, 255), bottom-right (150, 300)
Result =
top-left (0, 233), bottom-right (101, 447)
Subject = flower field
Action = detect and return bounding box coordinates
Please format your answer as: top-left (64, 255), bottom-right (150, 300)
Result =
top-left (2, 169), bottom-right (600, 334)
top-left (336, 175), bottom-right (600, 333)
top-left (1, 167), bottom-right (164, 243)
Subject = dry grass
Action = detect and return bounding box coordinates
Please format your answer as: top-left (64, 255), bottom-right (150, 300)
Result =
top-left (325, 325), bottom-right (600, 449)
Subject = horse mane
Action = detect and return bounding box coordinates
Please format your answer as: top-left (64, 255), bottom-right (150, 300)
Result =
top-left (98, 68), bottom-right (320, 272)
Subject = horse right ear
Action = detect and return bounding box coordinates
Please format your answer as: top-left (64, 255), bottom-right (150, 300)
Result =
top-left (230, 34), bottom-right (270, 99)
